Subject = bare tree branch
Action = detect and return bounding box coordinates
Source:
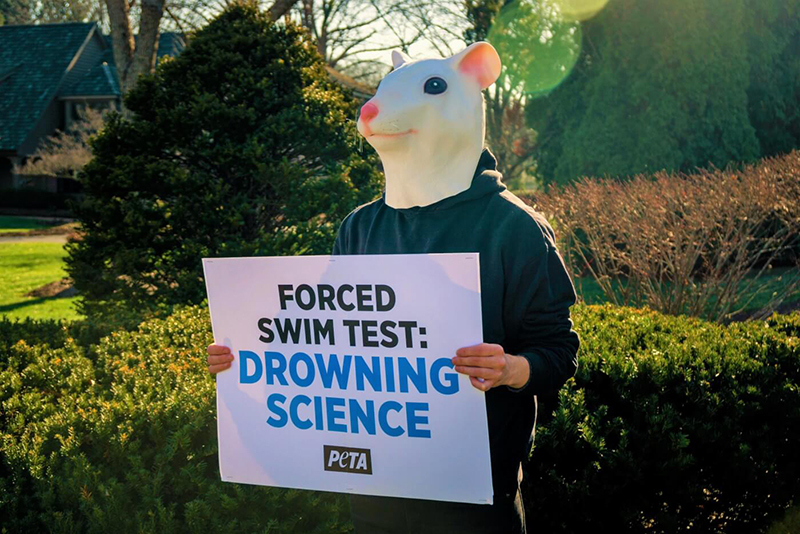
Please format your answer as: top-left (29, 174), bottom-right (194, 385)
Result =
top-left (290, 0), bottom-right (468, 78)
top-left (267, 0), bottom-right (298, 20)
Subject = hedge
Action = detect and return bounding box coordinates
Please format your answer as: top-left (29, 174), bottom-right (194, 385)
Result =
top-left (0, 189), bottom-right (79, 212)
top-left (0, 307), bottom-right (350, 534)
top-left (523, 150), bottom-right (800, 322)
top-left (1, 304), bottom-right (798, 533)
top-left (524, 305), bottom-right (800, 533)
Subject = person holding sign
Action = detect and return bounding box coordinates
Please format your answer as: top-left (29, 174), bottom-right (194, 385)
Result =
top-left (207, 41), bottom-right (579, 534)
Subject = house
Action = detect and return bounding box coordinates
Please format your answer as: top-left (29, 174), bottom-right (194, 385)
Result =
top-left (0, 21), bottom-right (375, 198)
top-left (0, 22), bottom-right (185, 193)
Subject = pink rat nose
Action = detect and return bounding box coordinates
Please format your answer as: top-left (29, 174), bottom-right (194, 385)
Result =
top-left (360, 102), bottom-right (379, 123)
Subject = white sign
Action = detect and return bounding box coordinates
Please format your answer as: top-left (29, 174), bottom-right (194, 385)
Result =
top-left (202, 254), bottom-right (493, 504)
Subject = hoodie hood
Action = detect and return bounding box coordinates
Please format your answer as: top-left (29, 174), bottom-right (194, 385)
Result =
top-left (385, 148), bottom-right (507, 214)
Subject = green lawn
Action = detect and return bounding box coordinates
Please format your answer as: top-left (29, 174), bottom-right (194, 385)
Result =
top-left (1, 237), bottom-right (797, 323)
top-left (574, 266), bottom-right (800, 315)
top-left (0, 242), bottom-right (81, 321)
top-left (0, 215), bottom-right (58, 234)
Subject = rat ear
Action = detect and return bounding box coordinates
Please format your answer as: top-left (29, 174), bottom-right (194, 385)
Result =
top-left (452, 41), bottom-right (502, 90)
top-left (391, 50), bottom-right (411, 69)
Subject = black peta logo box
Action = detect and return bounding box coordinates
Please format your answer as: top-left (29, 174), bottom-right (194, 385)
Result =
top-left (324, 445), bottom-right (373, 475)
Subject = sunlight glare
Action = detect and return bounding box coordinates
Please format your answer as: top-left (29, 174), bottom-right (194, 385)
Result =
top-left (487, 0), bottom-right (582, 96)
top-left (553, 0), bottom-right (610, 21)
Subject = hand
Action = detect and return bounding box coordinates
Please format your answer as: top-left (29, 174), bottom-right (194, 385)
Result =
top-left (452, 343), bottom-right (530, 392)
top-left (207, 344), bottom-right (234, 374)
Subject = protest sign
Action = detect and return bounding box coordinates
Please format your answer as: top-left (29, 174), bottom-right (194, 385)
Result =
top-left (202, 254), bottom-right (493, 504)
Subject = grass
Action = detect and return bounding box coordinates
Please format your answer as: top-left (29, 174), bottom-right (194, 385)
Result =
top-left (574, 266), bottom-right (800, 316)
top-left (737, 266), bottom-right (800, 311)
top-left (0, 235), bottom-right (797, 323)
top-left (0, 215), bottom-right (59, 234)
top-left (0, 241), bottom-right (81, 321)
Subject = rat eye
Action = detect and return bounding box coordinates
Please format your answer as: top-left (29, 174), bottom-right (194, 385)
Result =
top-left (424, 77), bottom-right (447, 95)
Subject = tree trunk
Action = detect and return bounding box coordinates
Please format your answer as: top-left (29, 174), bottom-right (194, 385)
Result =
top-left (104, 0), bottom-right (164, 107)
top-left (106, 0), bottom-right (297, 107)
top-left (129, 0), bottom-right (165, 90)
top-left (301, 0), bottom-right (314, 29)
top-left (104, 0), bottom-right (136, 95)
top-left (268, 0), bottom-right (298, 21)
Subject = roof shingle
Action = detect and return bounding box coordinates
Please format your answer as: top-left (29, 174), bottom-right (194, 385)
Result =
top-left (59, 32), bottom-right (185, 98)
top-left (0, 23), bottom-right (185, 151)
top-left (0, 22), bottom-right (96, 151)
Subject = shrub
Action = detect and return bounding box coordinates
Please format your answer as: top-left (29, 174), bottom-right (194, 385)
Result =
top-left (767, 505), bottom-right (800, 534)
top-left (0, 318), bottom-right (69, 364)
top-left (525, 151), bottom-right (800, 321)
top-left (767, 311), bottom-right (800, 338)
top-left (0, 189), bottom-right (79, 211)
top-left (524, 306), bottom-right (800, 533)
top-left (0, 306), bottom-right (352, 534)
top-left (14, 106), bottom-right (107, 180)
top-left (2, 305), bottom-right (798, 533)
top-left (66, 1), bottom-right (383, 328)
top-left (0, 317), bottom-right (110, 366)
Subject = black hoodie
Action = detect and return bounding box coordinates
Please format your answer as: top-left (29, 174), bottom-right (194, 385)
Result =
top-left (332, 148), bottom-right (580, 501)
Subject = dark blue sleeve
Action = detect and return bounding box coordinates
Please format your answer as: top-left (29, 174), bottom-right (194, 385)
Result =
top-left (505, 219), bottom-right (580, 396)
top-left (331, 214), bottom-right (350, 256)
top-left (331, 231), bottom-right (344, 256)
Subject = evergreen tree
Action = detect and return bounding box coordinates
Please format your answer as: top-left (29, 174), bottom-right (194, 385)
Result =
top-left (66, 1), bottom-right (382, 326)
top-left (745, 0), bottom-right (800, 157)
top-left (0, 0), bottom-right (31, 24)
top-left (528, 0), bottom-right (762, 184)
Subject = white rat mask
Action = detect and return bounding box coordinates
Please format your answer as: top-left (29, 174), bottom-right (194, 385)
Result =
top-left (357, 42), bottom-right (502, 209)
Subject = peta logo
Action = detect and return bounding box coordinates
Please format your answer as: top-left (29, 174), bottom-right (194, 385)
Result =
top-left (323, 445), bottom-right (373, 475)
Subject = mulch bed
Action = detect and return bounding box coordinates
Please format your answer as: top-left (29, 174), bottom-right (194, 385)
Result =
top-left (24, 278), bottom-right (77, 299)
top-left (1, 222), bottom-right (78, 238)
